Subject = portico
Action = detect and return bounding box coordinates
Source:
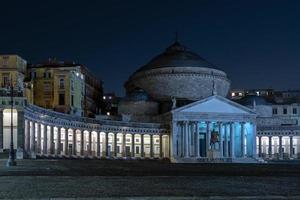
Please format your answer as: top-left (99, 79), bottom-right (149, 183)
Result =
top-left (171, 95), bottom-right (257, 163)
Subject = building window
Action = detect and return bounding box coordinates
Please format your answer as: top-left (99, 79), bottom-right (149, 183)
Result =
top-left (59, 78), bottom-right (64, 89)
top-left (71, 95), bottom-right (74, 106)
top-left (293, 108), bottom-right (297, 114)
top-left (135, 146), bottom-right (139, 154)
top-left (31, 71), bottom-right (37, 79)
top-left (71, 79), bottom-right (74, 91)
top-left (2, 74), bottom-right (9, 87)
top-left (59, 93), bottom-right (65, 105)
top-left (2, 56), bottom-right (9, 66)
top-left (272, 108), bottom-right (277, 115)
top-left (283, 108), bottom-right (287, 115)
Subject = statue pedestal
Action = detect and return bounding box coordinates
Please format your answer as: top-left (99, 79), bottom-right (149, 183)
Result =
top-left (30, 152), bottom-right (36, 159)
top-left (207, 150), bottom-right (221, 159)
top-left (16, 148), bottom-right (24, 159)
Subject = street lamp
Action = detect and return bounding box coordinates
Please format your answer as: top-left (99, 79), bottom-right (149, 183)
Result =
top-left (6, 77), bottom-right (16, 166)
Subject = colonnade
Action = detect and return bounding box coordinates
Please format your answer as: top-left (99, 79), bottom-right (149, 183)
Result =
top-left (257, 135), bottom-right (299, 159)
top-left (173, 121), bottom-right (256, 159)
top-left (24, 120), bottom-right (170, 159)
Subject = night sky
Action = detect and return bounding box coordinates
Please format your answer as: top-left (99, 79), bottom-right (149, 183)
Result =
top-left (0, 0), bottom-right (299, 95)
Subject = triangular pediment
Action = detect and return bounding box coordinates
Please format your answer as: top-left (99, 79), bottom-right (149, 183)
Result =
top-left (173, 95), bottom-right (256, 115)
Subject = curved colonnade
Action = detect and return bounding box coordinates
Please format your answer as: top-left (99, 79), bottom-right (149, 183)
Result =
top-left (24, 104), bottom-right (170, 159)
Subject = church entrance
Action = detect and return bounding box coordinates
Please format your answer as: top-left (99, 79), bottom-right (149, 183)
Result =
top-left (199, 132), bottom-right (206, 157)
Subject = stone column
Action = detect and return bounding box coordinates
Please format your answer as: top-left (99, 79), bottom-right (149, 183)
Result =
top-left (56, 127), bottom-right (61, 155)
top-left (189, 122), bottom-right (193, 155)
top-left (72, 130), bottom-right (77, 156)
top-left (241, 122), bottom-right (245, 157)
top-left (279, 136), bottom-right (283, 159)
top-left (114, 133), bottom-right (117, 157)
top-left (206, 121), bottom-right (210, 156)
top-left (258, 136), bottom-right (262, 157)
top-left (0, 110), bottom-right (3, 151)
top-left (290, 136), bottom-right (293, 159)
top-left (30, 122), bottom-right (36, 153)
top-left (64, 128), bottom-right (68, 156)
top-left (218, 122), bottom-right (223, 157)
top-left (184, 121), bottom-right (189, 158)
top-left (25, 120), bottom-right (30, 152)
top-left (131, 134), bottom-right (135, 158)
top-left (159, 134), bottom-right (163, 158)
top-left (122, 133), bottom-right (126, 157)
top-left (105, 132), bottom-right (109, 157)
top-left (195, 122), bottom-right (200, 158)
top-left (80, 131), bottom-right (84, 156)
top-left (150, 134), bottom-right (154, 158)
top-left (224, 123), bottom-right (228, 157)
top-left (36, 123), bottom-right (41, 154)
top-left (252, 123), bottom-right (257, 157)
top-left (230, 122), bottom-right (235, 158)
top-left (172, 121), bottom-right (178, 157)
top-left (268, 136), bottom-right (272, 158)
top-left (49, 126), bottom-right (54, 154)
top-left (17, 111), bottom-right (25, 151)
top-left (141, 134), bottom-right (144, 158)
top-left (88, 131), bottom-right (92, 156)
top-left (97, 132), bottom-right (100, 157)
top-left (178, 122), bottom-right (183, 157)
top-left (42, 124), bottom-right (47, 155)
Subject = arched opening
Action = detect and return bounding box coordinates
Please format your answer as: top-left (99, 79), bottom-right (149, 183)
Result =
top-left (100, 132), bottom-right (106, 157)
top-left (3, 109), bottom-right (18, 149)
top-left (162, 135), bottom-right (169, 158)
top-left (143, 134), bottom-right (150, 158)
top-left (91, 131), bottom-right (97, 156)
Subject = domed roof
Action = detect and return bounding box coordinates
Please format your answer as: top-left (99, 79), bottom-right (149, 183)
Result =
top-left (136, 41), bottom-right (216, 72)
top-left (238, 95), bottom-right (272, 106)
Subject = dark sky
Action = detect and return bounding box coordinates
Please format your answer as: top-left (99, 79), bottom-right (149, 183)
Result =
top-left (0, 0), bottom-right (299, 95)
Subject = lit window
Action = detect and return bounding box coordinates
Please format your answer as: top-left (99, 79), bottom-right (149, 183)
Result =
top-left (256, 91), bottom-right (260, 96)
top-left (103, 96), bottom-right (106, 100)
top-left (239, 92), bottom-right (243, 96)
top-left (231, 93), bottom-right (235, 97)
top-left (59, 78), bottom-right (65, 89)
top-left (109, 96), bottom-right (112, 99)
top-left (106, 112), bottom-right (110, 116)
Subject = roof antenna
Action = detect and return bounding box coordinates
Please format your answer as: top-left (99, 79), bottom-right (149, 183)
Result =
top-left (175, 31), bottom-right (179, 43)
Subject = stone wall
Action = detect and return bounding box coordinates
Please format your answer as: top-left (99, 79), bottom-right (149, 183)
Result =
top-left (125, 67), bottom-right (230, 101)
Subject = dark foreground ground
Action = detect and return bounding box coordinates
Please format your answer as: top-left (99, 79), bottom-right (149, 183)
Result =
top-left (0, 159), bottom-right (300, 199)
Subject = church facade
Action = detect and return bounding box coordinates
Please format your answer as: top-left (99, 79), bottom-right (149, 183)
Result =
top-left (0, 40), bottom-right (297, 163)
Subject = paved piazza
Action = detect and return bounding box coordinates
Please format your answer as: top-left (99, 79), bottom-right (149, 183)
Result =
top-left (0, 159), bottom-right (299, 199)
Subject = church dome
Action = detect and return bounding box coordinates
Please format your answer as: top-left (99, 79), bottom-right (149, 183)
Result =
top-left (136, 42), bottom-right (215, 72)
top-left (125, 41), bottom-right (231, 101)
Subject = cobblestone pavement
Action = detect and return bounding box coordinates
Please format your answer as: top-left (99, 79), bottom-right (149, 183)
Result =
top-left (0, 159), bottom-right (299, 199)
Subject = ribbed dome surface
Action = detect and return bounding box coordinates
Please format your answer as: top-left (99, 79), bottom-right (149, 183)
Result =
top-left (136, 42), bottom-right (215, 72)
